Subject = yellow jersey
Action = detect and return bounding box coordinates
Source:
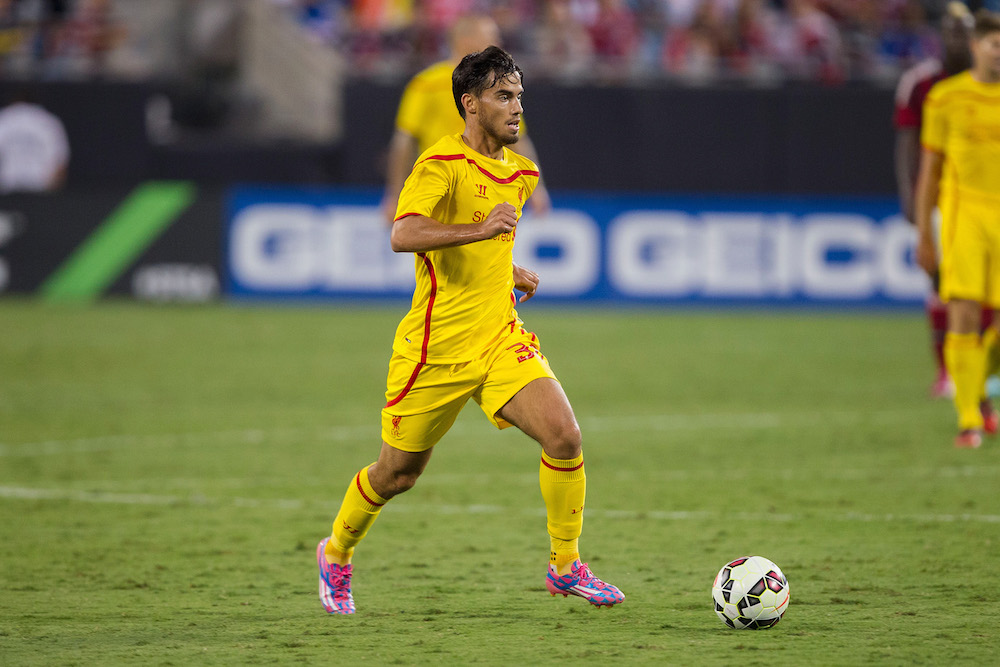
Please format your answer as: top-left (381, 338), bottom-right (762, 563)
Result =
top-left (922, 71), bottom-right (1000, 203)
top-left (392, 133), bottom-right (540, 364)
top-left (395, 61), bottom-right (464, 155)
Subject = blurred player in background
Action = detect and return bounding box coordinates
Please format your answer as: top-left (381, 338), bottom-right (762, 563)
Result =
top-left (381, 12), bottom-right (551, 223)
top-left (915, 8), bottom-right (1000, 448)
top-left (894, 1), bottom-right (975, 399)
top-left (318, 46), bottom-right (623, 614)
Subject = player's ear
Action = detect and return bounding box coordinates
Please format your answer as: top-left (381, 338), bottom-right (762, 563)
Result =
top-left (461, 92), bottom-right (477, 116)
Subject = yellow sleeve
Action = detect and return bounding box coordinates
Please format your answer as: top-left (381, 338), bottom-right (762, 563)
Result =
top-left (395, 77), bottom-right (427, 138)
top-left (921, 85), bottom-right (947, 153)
top-left (394, 156), bottom-right (453, 221)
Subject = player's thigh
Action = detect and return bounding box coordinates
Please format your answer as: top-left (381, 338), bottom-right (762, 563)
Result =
top-left (381, 354), bottom-right (477, 452)
top-left (496, 377), bottom-right (582, 458)
top-left (941, 199), bottom-right (989, 304)
top-left (475, 327), bottom-right (559, 430)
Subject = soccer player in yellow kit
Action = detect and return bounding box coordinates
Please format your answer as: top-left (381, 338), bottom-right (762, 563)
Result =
top-left (317, 46), bottom-right (624, 614)
top-left (915, 9), bottom-right (1000, 449)
top-left (380, 13), bottom-right (551, 223)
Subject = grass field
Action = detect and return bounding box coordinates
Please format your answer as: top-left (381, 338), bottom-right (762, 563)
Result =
top-left (2, 301), bottom-right (1000, 665)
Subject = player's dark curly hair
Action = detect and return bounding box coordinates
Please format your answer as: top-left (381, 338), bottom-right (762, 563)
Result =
top-left (973, 8), bottom-right (1000, 38)
top-left (452, 46), bottom-right (523, 119)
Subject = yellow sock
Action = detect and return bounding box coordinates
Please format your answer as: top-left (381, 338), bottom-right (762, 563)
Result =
top-left (539, 451), bottom-right (585, 575)
top-left (945, 332), bottom-right (986, 430)
top-left (982, 326), bottom-right (1000, 380)
top-left (326, 464), bottom-right (387, 566)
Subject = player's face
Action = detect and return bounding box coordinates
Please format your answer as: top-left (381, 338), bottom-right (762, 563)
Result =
top-left (477, 73), bottom-right (524, 147)
top-left (971, 32), bottom-right (1000, 80)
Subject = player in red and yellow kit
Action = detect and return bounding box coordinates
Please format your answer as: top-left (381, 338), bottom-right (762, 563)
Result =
top-left (317, 46), bottom-right (624, 614)
top-left (915, 9), bottom-right (1000, 448)
top-left (894, 2), bottom-right (974, 398)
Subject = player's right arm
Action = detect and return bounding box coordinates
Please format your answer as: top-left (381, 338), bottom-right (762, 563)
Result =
top-left (894, 127), bottom-right (920, 222)
top-left (914, 82), bottom-right (948, 276)
top-left (914, 147), bottom-right (944, 275)
top-left (391, 202), bottom-right (517, 253)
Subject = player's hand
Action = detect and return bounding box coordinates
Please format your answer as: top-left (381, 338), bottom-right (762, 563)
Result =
top-left (916, 234), bottom-right (938, 276)
top-left (481, 202), bottom-right (518, 239)
top-left (512, 262), bottom-right (539, 303)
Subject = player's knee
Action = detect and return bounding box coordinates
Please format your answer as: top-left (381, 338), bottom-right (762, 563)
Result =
top-left (544, 419), bottom-right (582, 459)
top-left (369, 463), bottom-right (422, 499)
top-left (384, 469), bottom-right (421, 497)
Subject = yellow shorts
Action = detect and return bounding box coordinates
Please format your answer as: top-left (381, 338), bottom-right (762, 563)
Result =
top-left (940, 195), bottom-right (1000, 308)
top-left (380, 323), bottom-right (557, 452)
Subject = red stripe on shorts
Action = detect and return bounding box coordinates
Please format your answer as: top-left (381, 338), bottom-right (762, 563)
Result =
top-left (384, 361), bottom-right (424, 408)
top-left (384, 254), bottom-right (436, 409)
top-left (417, 252), bottom-right (437, 364)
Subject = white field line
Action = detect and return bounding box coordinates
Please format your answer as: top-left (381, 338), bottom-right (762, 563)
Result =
top-left (1, 485), bottom-right (999, 525)
top-left (0, 408), bottom-right (928, 457)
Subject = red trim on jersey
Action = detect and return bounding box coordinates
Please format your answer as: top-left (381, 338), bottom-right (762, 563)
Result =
top-left (418, 153), bottom-right (540, 185)
top-left (541, 457), bottom-right (584, 472)
top-left (355, 472), bottom-right (385, 507)
top-left (394, 212), bottom-right (422, 222)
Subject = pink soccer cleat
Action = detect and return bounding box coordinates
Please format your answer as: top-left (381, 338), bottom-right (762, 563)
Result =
top-left (317, 538), bottom-right (355, 614)
top-left (546, 560), bottom-right (624, 608)
top-left (931, 372), bottom-right (955, 399)
top-left (955, 429), bottom-right (983, 449)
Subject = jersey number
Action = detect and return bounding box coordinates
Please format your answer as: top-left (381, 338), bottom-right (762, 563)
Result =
top-left (507, 342), bottom-right (536, 364)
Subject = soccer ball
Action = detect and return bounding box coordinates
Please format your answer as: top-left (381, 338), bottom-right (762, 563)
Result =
top-left (712, 556), bottom-right (789, 630)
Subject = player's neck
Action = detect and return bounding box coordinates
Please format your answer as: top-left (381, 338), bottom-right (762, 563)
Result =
top-left (971, 66), bottom-right (1000, 84)
top-left (461, 130), bottom-right (504, 161)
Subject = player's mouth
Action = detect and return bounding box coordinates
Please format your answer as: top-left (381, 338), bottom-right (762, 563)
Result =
top-left (507, 119), bottom-right (520, 131)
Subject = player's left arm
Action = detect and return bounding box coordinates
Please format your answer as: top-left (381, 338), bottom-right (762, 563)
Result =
top-left (512, 262), bottom-right (539, 303)
top-left (515, 134), bottom-right (551, 217)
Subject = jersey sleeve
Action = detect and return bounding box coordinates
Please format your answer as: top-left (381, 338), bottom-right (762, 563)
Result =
top-left (394, 77), bottom-right (425, 137)
top-left (394, 156), bottom-right (453, 221)
top-left (920, 85), bottom-right (947, 153)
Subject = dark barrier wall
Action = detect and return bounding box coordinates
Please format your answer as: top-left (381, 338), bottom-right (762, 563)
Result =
top-left (343, 79), bottom-right (897, 196)
top-left (0, 81), bottom-right (154, 184)
top-left (1, 80), bottom-right (896, 195)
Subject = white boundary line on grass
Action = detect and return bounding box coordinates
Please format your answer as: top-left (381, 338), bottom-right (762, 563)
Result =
top-left (0, 408), bottom-right (933, 457)
top-left (2, 484), bottom-right (1000, 525)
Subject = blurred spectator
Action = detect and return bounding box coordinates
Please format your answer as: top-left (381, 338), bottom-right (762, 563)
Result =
top-left (664, 0), bottom-right (733, 81)
top-left (587, 0), bottom-right (639, 73)
top-left (879, 0), bottom-right (940, 70)
top-left (0, 92), bottom-right (69, 193)
top-left (785, 0), bottom-right (847, 82)
top-left (532, 0), bottom-right (594, 78)
top-left (53, 0), bottom-right (127, 76)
